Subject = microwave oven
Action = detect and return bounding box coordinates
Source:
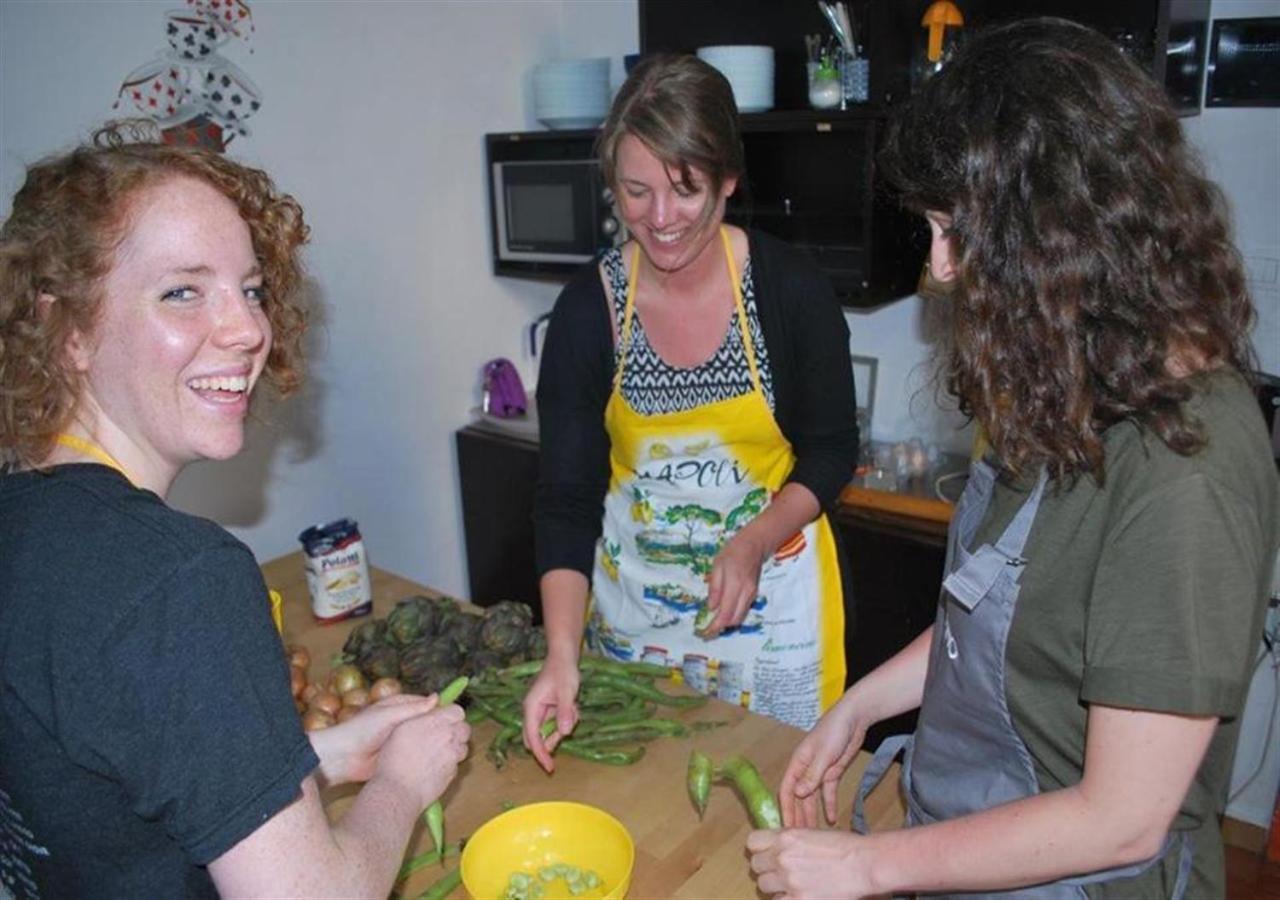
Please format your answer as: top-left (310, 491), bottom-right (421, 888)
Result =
top-left (486, 130), bottom-right (623, 279)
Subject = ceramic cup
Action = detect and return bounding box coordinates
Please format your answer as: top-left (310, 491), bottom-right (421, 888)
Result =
top-left (184, 0), bottom-right (253, 38)
top-left (115, 58), bottom-right (189, 119)
top-left (165, 9), bottom-right (224, 60)
top-left (198, 59), bottom-right (262, 132)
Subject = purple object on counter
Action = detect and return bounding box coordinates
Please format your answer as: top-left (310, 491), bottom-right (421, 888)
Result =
top-left (482, 358), bottom-right (527, 418)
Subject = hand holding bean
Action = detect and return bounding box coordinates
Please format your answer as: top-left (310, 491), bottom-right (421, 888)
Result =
top-left (703, 531), bottom-right (767, 637)
top-left (747, 828), bottom-right (879, 900)
top-left (520, 652), bottom-right (580, 772)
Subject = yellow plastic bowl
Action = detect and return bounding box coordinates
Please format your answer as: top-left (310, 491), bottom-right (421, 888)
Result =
top-left (460, 801), bottom-right (634, 900)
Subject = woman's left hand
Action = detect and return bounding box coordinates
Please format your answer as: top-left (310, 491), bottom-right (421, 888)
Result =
top-left (309, 692), bottom-right (441, 788)
top-left (747, 828), bottom-right (878, 900)
top-left (703, 531), bottom-right (768, 637)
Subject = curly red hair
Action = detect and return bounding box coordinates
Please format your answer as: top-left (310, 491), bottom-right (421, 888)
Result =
top-left (0, 121), bottom-right (309, 468)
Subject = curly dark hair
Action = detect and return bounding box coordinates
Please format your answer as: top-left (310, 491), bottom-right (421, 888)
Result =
top-left (0, 120), bottom-right (309, 468)
top-left (879, 18), bottom-right (1256, 481)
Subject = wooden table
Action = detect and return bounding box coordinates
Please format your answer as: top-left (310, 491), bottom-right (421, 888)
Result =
top-left (263, 552), bottom-right (905, 899)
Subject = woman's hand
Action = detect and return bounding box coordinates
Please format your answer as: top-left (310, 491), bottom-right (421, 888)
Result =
top-left (748, 828), bottom-right (878, 900)
top-left (703, 530), bottom-right (768, 637)
top-left (521, 651), bottom-right (580, 773)
top-left (369, 700), bottom-right (471, 811)
top-left (310, 693), bottom-right (441, 788)
top-left (779, 695), bottom-right (869, 828)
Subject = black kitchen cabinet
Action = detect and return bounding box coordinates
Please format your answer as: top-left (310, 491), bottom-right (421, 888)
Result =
top-left (835, 506), bottom-right (946, 750)
top-left (640, 0), bottom-right (1208, 114)
top-left (455, 425), bottom-right (542, 621)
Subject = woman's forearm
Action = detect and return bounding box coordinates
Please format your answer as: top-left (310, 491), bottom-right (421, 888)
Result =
top-left (734, 482), bottom-right (821, 560)
top-left (842, 624), bottom-right (932, 725)
top-left (538, 568), bottom-right (590, 661)
top-left (863, 707), bottom-right (1217, 895)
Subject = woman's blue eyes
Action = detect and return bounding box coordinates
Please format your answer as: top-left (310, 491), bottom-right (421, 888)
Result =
top-left (161, 284), bottom-right (266, 303)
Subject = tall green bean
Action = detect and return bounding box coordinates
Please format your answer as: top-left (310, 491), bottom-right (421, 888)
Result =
top-left (423, 676), bottom-right (469, 862)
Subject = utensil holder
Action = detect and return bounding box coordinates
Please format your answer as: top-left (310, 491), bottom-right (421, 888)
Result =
top-left (838, 50), bottom-right (869, 106)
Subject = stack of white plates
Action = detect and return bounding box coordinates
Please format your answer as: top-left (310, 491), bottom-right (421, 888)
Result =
top-left (696, 45), bottom-right (775, 113)
top-left (533, 58), bottom-right (610, 130)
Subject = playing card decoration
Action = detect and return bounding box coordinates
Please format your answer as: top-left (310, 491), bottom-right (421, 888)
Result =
top-left (113, 2), bottom-right (261, 151)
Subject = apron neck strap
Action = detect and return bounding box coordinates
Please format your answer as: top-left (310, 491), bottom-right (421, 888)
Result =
top-left (55, 433), bottom-right (134, 486)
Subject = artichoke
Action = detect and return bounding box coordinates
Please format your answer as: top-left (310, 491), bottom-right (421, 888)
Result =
top-left (430, 596), bottom-right (463, 632)
top-left (399, 636), bottom-right (463, 686)
top-left (480, 615), bottom-right (529, 657)
top-left (357, 642), bottom-right (401, 681)
top-left (485, 600), bottom-right (534, 628)
top-left (342, 618), bottom-right (387, 659)
top-left (525, 626), bottom-right (548, 660)
top-left (386, 595), bottom-right (436, 647)
top-left (463, 648), bottom-right (508, 677)
top-left (439, 612), bottom-right (483, 651)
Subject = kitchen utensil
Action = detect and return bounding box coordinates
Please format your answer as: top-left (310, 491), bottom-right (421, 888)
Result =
top-left (460, 801), bottom-right (634, 900)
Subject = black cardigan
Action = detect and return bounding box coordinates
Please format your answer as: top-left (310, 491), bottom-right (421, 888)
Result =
top-left (533, 229), bottom-right (860, 578)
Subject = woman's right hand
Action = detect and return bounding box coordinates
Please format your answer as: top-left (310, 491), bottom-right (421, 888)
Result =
top-left (779, 694), bottom-right (871, 828)
top-left (521, 652), bottom-right (580, 773)
top-left (371, 701), bottom-right (470, 811)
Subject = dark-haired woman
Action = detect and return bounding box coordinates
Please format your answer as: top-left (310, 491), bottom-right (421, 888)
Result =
top-left (0, 124), bottom-right (469, 896)
top-left (522, 54), bottom-right (860, 769)
top-left (749, 18), bottom-right (1279, 900)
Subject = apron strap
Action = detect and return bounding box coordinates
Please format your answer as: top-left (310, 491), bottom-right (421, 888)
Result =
top-left (719, 226), bottom-right (762, 395)
top-left (55, 433), bottom-right (134, 486)
top-left (852, 733), bottom-right (911, 835)
top-left (941, 467), bottom-right (1049, 611)
top-left (611, 243), bottom-right (643, 395)
top-left (1059, 830), bottom-right (1193, 898)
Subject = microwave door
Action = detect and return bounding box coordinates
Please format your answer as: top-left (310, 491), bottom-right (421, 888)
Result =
top-left (494, 161), bottom-right (597, 264)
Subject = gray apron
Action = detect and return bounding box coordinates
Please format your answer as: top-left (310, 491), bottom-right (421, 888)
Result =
top-left (853, 460), bottom-right (1192, 899)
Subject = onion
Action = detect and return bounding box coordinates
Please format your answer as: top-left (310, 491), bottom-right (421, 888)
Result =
top-left (302, 708), bottom-right (336, 732)
top-left (331, 664), bottom-right (366, 696)
top-left (368, 678), bottom-right (403, 701)
top-left (336, 705), bottom-right (361, 723)
top-left (310, 691), bottom-right (342, 716)
top-left (300, 682), bottom-right (322, 705)
top-left (286, 644), bottom-right (311, 671)
top-left (289, 665), bottom-right (307, 699)
top-left (342, 687), bottom-right (370, 709)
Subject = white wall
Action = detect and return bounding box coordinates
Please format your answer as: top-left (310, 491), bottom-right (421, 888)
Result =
top-left (0, 0), bottom-right (638, 598)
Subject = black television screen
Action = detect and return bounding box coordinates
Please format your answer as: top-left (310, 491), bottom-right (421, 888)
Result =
top-left (1206, 17), bottom-right (1280, 107)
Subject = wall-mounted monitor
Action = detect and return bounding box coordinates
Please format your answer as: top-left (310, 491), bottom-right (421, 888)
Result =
top-left (1205, 17), bottom-right (1280, 107)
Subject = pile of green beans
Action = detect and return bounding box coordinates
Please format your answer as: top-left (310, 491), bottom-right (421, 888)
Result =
top-left (466, 656), bottom-right (716, 767)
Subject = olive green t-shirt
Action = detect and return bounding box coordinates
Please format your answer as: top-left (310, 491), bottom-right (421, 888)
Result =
top-left (971, 369), bottom-right (1279, 899)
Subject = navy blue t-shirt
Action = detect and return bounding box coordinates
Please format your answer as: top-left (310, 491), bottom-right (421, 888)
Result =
top-left (0, 465), bottom-right (318, 898)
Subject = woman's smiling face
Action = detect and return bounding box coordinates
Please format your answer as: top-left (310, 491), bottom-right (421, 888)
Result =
top-left (613, 133), bottom-right (738, 275)
top-left (69, 175), bottom-right (271, 489)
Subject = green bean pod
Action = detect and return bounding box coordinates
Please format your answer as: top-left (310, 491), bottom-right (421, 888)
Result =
top-left (415, 866), bottom-right (461, 900)
top-left (719, 754), bottom-right (782, 829)
top-left (584, 672), bottom-right (707, 708)
top-left (578, 656), bottom-right (672, 679)
top-left (687, 750), bottom-right (713, 818)
top-left (423, 676), bottom-right (470, 861)
top-left (556, 740), bottom-right (646, 765)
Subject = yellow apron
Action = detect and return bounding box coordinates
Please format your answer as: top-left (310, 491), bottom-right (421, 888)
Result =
top-left (587, 228), bottom-right (846, 729)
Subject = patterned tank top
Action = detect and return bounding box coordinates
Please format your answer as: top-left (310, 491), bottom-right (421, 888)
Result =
top-left (603, 246), bottom-right (775, 416)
